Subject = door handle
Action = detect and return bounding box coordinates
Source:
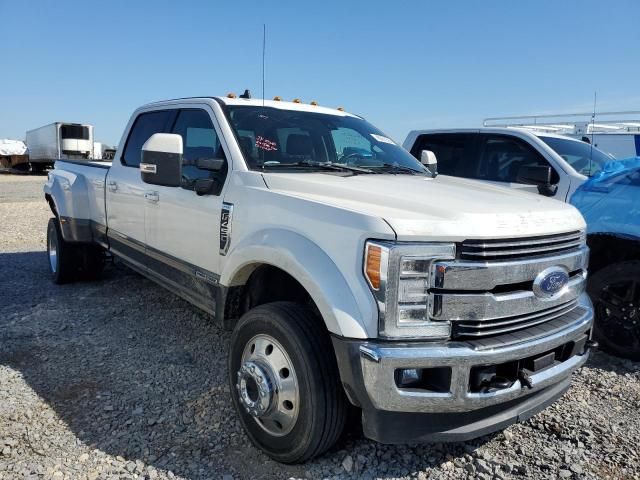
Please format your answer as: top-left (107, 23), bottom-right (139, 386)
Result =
top-left (144, 191), bottom-right (159, 202)
top-left (107, 180), bottom-right (118, 192)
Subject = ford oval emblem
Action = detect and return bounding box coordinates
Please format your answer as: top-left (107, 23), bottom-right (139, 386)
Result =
top-left (533, 267), bottom-right (570, 299)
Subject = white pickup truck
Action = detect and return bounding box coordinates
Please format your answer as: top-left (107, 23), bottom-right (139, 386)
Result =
top-left (45, 96), bottom-right (594, 463)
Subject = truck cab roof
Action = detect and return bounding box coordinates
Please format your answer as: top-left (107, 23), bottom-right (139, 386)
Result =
top-left (141, 96), bottom-right (358, 118)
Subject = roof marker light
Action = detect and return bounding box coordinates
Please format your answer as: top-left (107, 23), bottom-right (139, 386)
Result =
top-left (227, 92), bottom-right (237, 98)
top-left (292, 98), bottom-right (301, 103)
top-left (310, 101), bottom-right (318, 106)
top-left (273, 96), bottom-right (281, 101)
top-left (337, 106), bottom-right (344, 111)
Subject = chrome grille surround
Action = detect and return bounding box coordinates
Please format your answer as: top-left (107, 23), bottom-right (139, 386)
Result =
top-left (431, 232), bottom-right (588, 340)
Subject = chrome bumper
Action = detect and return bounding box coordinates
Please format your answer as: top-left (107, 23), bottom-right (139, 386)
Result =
top-left (340, 298), bottom-right (592, 414)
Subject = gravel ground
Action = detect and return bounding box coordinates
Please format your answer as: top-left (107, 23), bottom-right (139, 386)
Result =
top-left (1, 174), bottom-right (639, 480)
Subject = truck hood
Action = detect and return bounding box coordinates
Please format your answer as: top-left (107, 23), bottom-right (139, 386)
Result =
top-left (261, 172), bottom-right (585, 241)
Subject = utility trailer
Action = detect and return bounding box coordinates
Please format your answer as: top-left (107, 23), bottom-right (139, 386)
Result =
top-left (26, 122), bottom-right (94, 172)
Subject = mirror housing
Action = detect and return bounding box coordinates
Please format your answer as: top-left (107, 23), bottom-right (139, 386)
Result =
top-left (140, 133), bottom-right (183, 187)
top-left (516, 165), bottom-right (558, 197)
top-left (196, 157), bottom-right (225, 171)
top-left (420, 149), bottom-right (438, 178)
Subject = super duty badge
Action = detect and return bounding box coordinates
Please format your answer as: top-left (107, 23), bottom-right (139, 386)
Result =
top-left (220, 202), bottom-right (233, 255)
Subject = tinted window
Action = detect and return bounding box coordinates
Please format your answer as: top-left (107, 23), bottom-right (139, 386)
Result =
top-left (539, 136), bottom-right (613, 177)
top-left (122, 111), bottom-right (173, 167)
top-left (61, 125), bottom-right (89, 140)
top-left (414, 133), bottom-right (474, 176)
top-left (172, 109), bottom-right (227, 193)
top-left (476, 135), bottom-right (558, 184)
top-left (226, 105), bottom-right (426, 173)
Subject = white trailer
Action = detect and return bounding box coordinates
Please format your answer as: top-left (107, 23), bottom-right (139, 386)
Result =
top-left (26, 122), bottom-right (94, 172)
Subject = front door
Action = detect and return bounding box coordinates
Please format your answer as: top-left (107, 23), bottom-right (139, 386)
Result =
top-left (143, 106), bottom-right (229, 315)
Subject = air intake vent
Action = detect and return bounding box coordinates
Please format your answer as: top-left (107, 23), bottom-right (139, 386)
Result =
top-left (459, 231), bottom-right (585, 261)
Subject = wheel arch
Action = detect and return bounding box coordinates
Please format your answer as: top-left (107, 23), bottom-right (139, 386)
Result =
top-left (587, 233), bottom-right (640, 273)
top-left (220, 229), bottom-right (374, 339)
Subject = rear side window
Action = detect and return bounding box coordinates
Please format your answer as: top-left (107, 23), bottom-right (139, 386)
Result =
top-left (413, 133), bottom-right (474, 176)
top-left (122, 110), bottom-right (174, 167)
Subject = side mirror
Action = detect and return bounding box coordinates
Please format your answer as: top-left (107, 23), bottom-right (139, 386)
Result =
top-left (516, 165), bottom-right (558, 197)
top-left (196, 157), bottom-right (225, 171)
top-left (420, 149), bottom-right (438, 178)
top-left (140, 133), bottom-right (183, 187)
top-left (194, 178), bottom-right (216, 196)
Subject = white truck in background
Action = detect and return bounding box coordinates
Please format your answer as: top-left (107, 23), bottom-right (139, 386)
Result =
top-left (26, 122), bottom-right (94, 172)
top-left (44, 95), bottom-right (594, 463)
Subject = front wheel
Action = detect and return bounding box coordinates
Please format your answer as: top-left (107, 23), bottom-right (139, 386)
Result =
top-left (588, 260), bottom-right (640, 361)
top-left (228, 302), bottom-right (347, 463)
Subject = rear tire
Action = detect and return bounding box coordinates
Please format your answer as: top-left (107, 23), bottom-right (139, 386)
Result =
top-left (228, 301), bottom-right (347, 463)
top-left (588, 261), bottom-right (640, 361)
top-left (46, 217), bottom-right (78, 284)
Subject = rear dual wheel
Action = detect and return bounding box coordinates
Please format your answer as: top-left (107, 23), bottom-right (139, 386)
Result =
top-left (229, 301), bottom-right (347, 463)
top-left (46, 217), bottom-right (105, 284)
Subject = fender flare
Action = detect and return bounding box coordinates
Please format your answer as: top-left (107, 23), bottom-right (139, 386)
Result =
top-left (43, 171), bottom-right (91, 242)
top-left (221, 228), bottom-right (373, 338)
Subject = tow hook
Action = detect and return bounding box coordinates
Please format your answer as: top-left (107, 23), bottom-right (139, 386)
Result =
top-left (585, 339), bottom-right (599, 351)
top-left (518, 369), bottom-right (534, 389)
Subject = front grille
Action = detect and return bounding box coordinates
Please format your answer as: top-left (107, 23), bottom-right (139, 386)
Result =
top-left (452, 300), bottom-right (578, 338)
top-left (459, 231), bottom-right (585, 261)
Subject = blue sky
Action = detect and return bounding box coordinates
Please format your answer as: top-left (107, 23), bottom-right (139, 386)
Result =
top-left (1, 0), bottom-right (639, 146)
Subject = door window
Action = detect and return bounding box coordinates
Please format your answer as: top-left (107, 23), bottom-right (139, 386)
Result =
top-left (414, 133), bottom-right (475, 176)
top-left (122, 110), bottom-right (174, 167)
top-left (172, 109), bottom-right (227, 194)
top-left (476, 135), bottom-right (558, 183)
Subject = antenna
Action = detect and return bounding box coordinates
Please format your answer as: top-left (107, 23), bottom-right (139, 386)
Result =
top-left (589, 92), bottom-right (596, 175)
top-left (262, 24), bottom-right (266, 106)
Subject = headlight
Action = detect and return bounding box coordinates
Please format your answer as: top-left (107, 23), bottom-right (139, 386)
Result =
top-left (364, 240), bottom-right (455, 339)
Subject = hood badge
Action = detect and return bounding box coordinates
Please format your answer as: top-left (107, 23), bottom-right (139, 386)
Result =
top-left (533, 266), bottom-right (570, 299)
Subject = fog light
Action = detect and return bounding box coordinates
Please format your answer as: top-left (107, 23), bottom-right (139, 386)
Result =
top-left (397, 368), bottom-right (422, 388)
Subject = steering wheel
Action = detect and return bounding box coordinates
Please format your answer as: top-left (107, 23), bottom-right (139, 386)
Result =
top-left (340, 152), bottom-right (370, 166)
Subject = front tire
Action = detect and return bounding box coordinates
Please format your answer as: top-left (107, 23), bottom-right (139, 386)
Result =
top-left (228, 301), bottom-right (347, 463)
top-left (588, 260), bottom-right (640, 361)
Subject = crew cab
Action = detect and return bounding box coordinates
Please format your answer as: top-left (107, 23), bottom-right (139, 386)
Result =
top-left (45, 96), bottom-right (594, 463)
top-left (403, 128), bottom-right (614, 201)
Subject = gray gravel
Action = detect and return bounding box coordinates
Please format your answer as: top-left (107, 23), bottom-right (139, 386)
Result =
top-left (1, 175), bottom-right (639, 480)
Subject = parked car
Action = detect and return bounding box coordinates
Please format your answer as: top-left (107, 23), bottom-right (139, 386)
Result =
top-left (403, 129), bottom-right (637, 360)
top-left (45, 95), bottom-right (594, 463)
top-left (571, 158), bottom-right (640, 360)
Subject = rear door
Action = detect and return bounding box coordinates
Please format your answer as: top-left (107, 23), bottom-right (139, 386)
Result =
top-left (143, 106), bottom-right (229, 314)
top-left (106, 109), bottom-right (175, 269)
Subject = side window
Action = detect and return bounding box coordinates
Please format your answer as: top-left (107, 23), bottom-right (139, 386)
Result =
top-left (171, 109), bottom-right (227, 194)
top-left (477, 135), bottom-right (558, 183)
top-left (415, 134), bottom-right (473, 176)
top-left (122, 110), bottom-right (173, 167)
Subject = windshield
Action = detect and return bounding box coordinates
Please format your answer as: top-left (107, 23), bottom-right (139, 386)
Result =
top-left (539, 135), bottom-right (614, 177)
top-left (224, 105), bottom-right (427, 174)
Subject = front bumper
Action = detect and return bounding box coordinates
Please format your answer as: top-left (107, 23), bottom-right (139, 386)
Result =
top-left (332, 299), bottom-right (593, 443)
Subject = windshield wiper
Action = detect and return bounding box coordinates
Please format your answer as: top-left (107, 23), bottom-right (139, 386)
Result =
top-left (375, 163), bottom-right (426, 175)
top-left (261, 160), bottom-right (375, 174)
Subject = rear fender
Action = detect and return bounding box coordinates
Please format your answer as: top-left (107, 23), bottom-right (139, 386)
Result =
top-left (43, 170), bottom-right (92, 242)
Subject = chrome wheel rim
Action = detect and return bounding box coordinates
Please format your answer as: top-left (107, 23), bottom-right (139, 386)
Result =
top-left (236, 334), bottom-right (300, 436)
top-left (48, 227), bottom-right (57, 273)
